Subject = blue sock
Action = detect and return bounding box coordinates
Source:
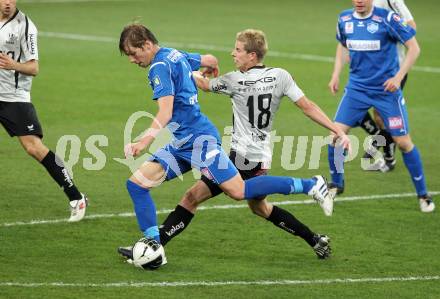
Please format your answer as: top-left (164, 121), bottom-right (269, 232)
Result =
top-left (244, 176), bottom-right (312, 199)
top-left (328, 145), bottom-right (344, 187)
top-left (402, 147), bottom-right (427, 197)
top-left (126, 180), bottom-right (160, 242)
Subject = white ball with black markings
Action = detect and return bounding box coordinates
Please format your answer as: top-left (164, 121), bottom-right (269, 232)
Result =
top-left (132, 238), bottom-right (165, 270)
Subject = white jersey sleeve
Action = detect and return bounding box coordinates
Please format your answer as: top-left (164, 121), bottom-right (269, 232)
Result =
top-left (279, 69), bottom-right (305, 102)
top-left (20, 18), bottom-right (38, 62)
top-left (388, 0), bottom-right (414, 22)
top-left (208, 72), bottom-right (234, 96)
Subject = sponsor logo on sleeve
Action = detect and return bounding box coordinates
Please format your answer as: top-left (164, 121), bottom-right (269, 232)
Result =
top-left (388, 116), bottom-right (403, 129)
top-left (29, 34), bottom-right (36, 54)
top-left (212, 83), bottom-right (227, 92)
top-left (152, 75), bottom-right (163, 92)
top-left (341, 15), bottom-right (352, 22)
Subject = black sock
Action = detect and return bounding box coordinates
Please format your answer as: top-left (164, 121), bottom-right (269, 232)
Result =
top-left (40, 151), bottom-right (82, 201)
top-left (159, 205), bottom-right (194, 246)
top-left (359, 112), bottom-right (380, 135)
top-left (266, 205), bottom-right (316, 247)
top-left (379, 129), bottom-right (396, 160)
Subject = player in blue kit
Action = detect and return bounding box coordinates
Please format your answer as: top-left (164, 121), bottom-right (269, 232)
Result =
top-left (118, 24), bottom-right (350, 267)
top-left (328, 0), bottom-right (435, 212)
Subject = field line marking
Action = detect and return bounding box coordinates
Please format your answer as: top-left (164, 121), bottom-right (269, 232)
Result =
top-left (1, 275), bottom-right (439, 287)
top-left (1, 191), bottom-right (439, 228)
top-left (38, 31), bottom-right (440, 74)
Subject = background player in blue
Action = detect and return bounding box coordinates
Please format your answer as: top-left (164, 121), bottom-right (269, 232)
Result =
top-left (118, 24), bottom-right (346, 267)
top-left (327, 0), bottom-right (435, 212)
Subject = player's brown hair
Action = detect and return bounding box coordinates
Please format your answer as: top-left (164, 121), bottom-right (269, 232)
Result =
top-left (119, 24), bottom-right (158, 55)
top-left (236, 29), bottom-right (268, 62)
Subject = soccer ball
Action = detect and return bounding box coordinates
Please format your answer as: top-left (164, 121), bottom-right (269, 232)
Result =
top-left (132, 238), bottom-right (165, 270)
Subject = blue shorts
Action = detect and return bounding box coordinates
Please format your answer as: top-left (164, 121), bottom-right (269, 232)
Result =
top-left (335, 88), bottom-right (409, 136)
top-left (150, 135), bottom-right (238, 184)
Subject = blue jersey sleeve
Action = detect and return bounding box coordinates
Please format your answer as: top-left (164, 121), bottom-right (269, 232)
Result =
top-left (386, 12), bottom-right (416, 44)
top-left (148, 62), bottom-right (175, 100)
top-left (336, 18), bottom-right (346, 46)
top-left (180, 51), bottom-right (201, 71)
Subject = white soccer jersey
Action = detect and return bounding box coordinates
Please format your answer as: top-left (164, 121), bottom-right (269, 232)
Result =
top-left (374, 0), bottom-right (414, 64)
top-left (0, 10), bottom-right (38, 103)
top-left (209, 66), bottom-right (304, 163)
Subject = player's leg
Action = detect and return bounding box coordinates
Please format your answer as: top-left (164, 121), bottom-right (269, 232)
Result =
top-left (328, 88), bottom-right (368, 194)
top-left (248, 199), bottom-right (331, 258)
top-left (376, 91), bottom-right (434, 212)
top-left (372, 109), bottom-right (396, 171)
top-left (127, 160), bottom-right (167, 242)
top-left (159, 179), bottom-right (219, 246)
top-left (4, 101), bottom-right (87, 221)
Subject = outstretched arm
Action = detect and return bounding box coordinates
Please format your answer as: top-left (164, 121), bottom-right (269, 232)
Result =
top-left (295, 96), bottom-right (351, 150)
top-left (192, 71), bottom-right (211, 91)
top-left (125, 96), bottom-right (174, 157)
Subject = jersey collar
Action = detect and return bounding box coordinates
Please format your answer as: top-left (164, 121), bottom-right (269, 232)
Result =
top-left (352, 7), bottom-right (374, 20)
top-left (0, 9), bottom-right (19, 30)
top-left (241, 64), bottom-right (265, 73)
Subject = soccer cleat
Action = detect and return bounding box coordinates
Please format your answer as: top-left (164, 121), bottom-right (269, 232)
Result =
top-left (379, 159), bottom-right (396, 173)
top-left (308, 175), bottom-right (333, 216)
top-left (328, 181), bottom-right (344, 197)
top-left (313, 234), bottom-right (331, 259)
top-left (118, 245), bottom-right (168, 266)
top-left (68, 193), bottom-right (88, 222)
top-left (419, 195), bottom-right (435, 213)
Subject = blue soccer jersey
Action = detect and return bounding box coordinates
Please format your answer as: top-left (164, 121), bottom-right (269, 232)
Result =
top-left (336, 6), bottom-right (415, 91)
top-left (148, 47), bottom-right (220, 147)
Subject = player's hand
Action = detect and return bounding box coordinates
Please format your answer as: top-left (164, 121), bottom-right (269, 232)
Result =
top-left (333, 133), bottom-right (351, 154)
top-left (0, 53), bottom-right (17, 70)
top-left (124, 142), bottom-right (147, 158)
top-left (328, 75), bottom-right (340, 95)
top-left (383, 76), bottom-right (401, 92)
top-left (201, 66), bottom-right (219, 78)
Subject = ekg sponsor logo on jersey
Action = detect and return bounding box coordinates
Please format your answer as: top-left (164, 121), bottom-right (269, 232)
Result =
top-left (388, 117), bottom-right (403, 129)
top-left (238, 77), bottom-right (276, 86)
top-left (346, 40), bottom-right (380, 51)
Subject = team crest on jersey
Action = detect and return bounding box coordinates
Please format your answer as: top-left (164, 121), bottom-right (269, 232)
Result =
top-left (367, 22), bottom-right (379, 34)
top-left (388, 117), bottom-right (403, 129)
top-left (6, 33), bottom-right (18, 45)
top-left (345, 22), bottom-right (354, 34)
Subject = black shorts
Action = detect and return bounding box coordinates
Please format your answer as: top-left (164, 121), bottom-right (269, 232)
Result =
top-left (201, 150), bottom-right (268, 199)
top-left (0, 101), bottom-right (43, 138)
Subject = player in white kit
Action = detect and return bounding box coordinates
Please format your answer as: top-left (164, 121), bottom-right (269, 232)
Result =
top-left (154, 29), bottom-right (351, 259)
top-left (0, 0), bottom-right (87, 221)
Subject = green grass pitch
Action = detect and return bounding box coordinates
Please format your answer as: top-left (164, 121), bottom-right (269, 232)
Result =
top-left (1, 0), bottom-right (439, 298)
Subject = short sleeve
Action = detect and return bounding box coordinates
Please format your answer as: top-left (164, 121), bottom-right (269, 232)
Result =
top-left (21, 18), bottom-right (38, 62)
top-left (180, 51), bottom-right (201, 71)
top-left (336, 18), bottom-right (346, 46)
top-left (280, 70), bottom-right (304, 102)
top-left (208, 73), bottom-right (234, 96)
top-left (148, 62), bottom-right (175, 100)
top-left (386, 11), bottom-right (416, 44)
top-left (389, 0), bottom-right (414, 22)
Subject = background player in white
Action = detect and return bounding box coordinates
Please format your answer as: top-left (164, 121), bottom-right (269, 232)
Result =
top-left (0, 0), bottom-right (88, 221)
top-left (119, 29), bottom-right (351, 260)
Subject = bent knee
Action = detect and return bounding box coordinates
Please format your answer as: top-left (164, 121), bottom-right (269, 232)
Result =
top-left (224, 189), bottom-right (244, 200)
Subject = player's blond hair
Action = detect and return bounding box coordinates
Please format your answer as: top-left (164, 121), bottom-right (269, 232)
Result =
top-left (236, 29), bottom-right (268, 62)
